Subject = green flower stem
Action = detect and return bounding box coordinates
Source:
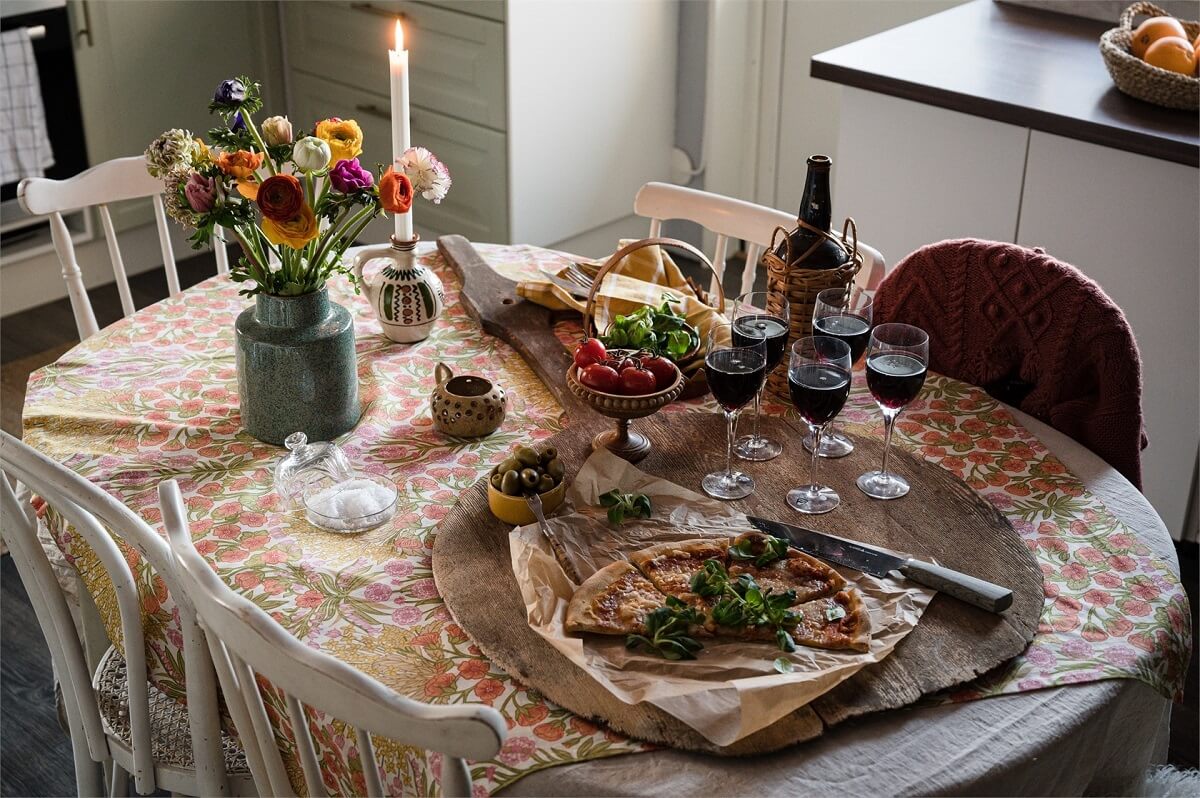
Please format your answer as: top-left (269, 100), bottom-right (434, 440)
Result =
top-left (307, 207), bottom-right (354, 275)
top-left (305, 173), bottom-right (315, 208)
top-left (330, 207), bottom-right (382, 262)
top-left (229, 227), bottom-right (267, 279)
top-left (239, 111), bottom-right (279, 177)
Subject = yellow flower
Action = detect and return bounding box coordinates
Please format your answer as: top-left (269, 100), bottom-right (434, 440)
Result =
top-left (314, 118), bottom-right (363, 165)
top-left (261, 204), bottom-right (319, 249)
top-left (191, 138), bottom-right (211, 167)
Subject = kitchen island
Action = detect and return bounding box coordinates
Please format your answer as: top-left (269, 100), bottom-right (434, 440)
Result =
top-left (812, 0), bottom-right (1198, 540)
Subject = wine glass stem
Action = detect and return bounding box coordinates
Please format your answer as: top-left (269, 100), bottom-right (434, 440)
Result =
top-left (809, 423), bottom-right (823, 495)
top-left (751, 389), bottom-right (762, 443)
top-left (724, 411), bottom-right (737, 479)
top-left (879, 408), bottom-right (899, 476)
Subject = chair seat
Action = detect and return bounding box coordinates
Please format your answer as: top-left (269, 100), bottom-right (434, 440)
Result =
top-left (93, 646), bottom-right (249, 775)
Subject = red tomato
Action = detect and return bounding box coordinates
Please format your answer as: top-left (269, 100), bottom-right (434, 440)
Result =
top-left (619, 366), bottom-right (658, 395)
top-left (639, 355), bottom-right (677, 391)
top-left (579, 363), bottom-right (620, 393)
top-left (573, 338), bottom-right (607, 368)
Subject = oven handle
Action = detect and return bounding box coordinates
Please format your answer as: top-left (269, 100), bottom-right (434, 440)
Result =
top-left (74, 0), bottom-right (94, 48)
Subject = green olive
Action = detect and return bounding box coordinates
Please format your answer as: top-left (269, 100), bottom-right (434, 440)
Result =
top-left (515, 446), bottom-right (540, 467)
top-left (537, 475), bottom-right (556, 493)
top-left (500, 470), bottom-right (521, 496)
top-left (546, 458), bottom-right (565, 482)
top-left (497, 457), bottom-right (520, 476)
top-left (520, 468), bottom-right (540, 488)
top-left (490, 473), bottom-right (503, 490)
top-left (539, 447), bottom-right (558, 463)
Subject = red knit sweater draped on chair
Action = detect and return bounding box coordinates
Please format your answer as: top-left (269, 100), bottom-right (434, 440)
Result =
top-left (873, 239), bottom-right (1146, 489)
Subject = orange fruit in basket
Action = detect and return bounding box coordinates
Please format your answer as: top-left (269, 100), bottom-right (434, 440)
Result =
top-left (1131, 16), bottom-right (1188, 58)
top-left (1144, 35), bottom-right (1197, 75)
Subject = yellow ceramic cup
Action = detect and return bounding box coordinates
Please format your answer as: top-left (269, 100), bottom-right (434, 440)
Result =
top-left (486, 478), bottom-right (567, 526)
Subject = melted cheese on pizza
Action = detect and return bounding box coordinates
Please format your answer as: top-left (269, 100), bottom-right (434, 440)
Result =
top-left (790, 591), bottom-right (869, 652)
top-left (636, 542), bottom-right (726, 598)
top-left (585, 567), bottom-right (664, 633)
top-left (728, 550), bottom-right (846, 606)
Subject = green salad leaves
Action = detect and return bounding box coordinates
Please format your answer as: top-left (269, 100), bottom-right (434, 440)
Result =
top-left (625, 596), bottom-right (704, 660)
top-left (599, 489), bottom-right (652, 526)
top-left (689, 559), bottom-right (800, 652)
top-left (599, 296), bottom-right (699, 361)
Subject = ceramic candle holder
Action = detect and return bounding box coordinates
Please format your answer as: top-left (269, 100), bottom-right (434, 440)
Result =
top-left (352, 236), bottom-right (445, 343)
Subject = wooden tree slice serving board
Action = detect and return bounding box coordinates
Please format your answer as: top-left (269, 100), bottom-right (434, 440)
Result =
top-left (431, 236), bottom-right (1043, 754)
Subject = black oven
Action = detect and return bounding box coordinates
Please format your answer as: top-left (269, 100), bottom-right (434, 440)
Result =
top-left (1, 0), bottom-right (88, 243)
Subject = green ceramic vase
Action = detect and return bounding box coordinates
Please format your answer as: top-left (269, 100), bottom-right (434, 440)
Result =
top-left (235, 288), bottom-right (361, 445)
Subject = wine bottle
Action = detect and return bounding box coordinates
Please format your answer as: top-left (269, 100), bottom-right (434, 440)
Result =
top-left (776, 155), bottom-right (848, 270)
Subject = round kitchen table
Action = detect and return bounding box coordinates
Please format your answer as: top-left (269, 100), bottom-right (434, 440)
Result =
top-left (22, 243), bottom-right (1188, 796)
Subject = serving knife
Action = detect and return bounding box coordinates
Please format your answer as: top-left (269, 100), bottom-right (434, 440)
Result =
top-left (746, 516), bottom-right (1013, 614)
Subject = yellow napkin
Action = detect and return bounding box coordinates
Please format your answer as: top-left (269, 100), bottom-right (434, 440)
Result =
top-left (516, 240), bottom-right (728, 349)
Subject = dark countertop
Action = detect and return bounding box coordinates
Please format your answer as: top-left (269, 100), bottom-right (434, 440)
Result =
top-left (811, 0), bottom-right (1199, 166)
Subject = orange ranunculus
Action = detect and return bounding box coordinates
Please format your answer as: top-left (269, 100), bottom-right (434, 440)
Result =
top-left (236, 179), bottom-right (259, 201)
top-left (215, 149), bottom-right (264, 180)
top-left (314, 117), bottom-right (363, 165)
top-left (261, 204), bottom-right (319, 249)
top-left (378, 166), bottom-right (413, 214)
top-left (256, 174), bottom-right (304, 221)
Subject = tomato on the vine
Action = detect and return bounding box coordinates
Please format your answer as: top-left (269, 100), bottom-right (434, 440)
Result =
top-left (619, 366), bottom-right (658, 395)
top-left (573, 338), bottom-right (607, 369)
top-left (639, 355), bottom-right (677, 391)
top-left (579, 363), bottom-right (620, 393)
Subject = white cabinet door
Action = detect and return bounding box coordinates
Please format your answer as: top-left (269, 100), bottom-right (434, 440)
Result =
top-left (1017, 131), bottom-right (1199, 539)
top-left (833, 88), bottom-right (1029, 269)
top-left (72, 1), bottom-right (281, 230)
top-left (289, 72), bottom-right (508, 245)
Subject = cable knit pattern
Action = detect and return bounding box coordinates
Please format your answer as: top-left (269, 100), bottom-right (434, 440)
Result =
top-left (873, 238), bottom-right (1146, 488)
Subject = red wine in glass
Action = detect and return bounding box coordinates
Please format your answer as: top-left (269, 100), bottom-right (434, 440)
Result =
top-left (705, 348), bottom-right (767, 411)
top-left (732, 314), bottom-right (789, 371)
top-left (865, 352), bottom-right (927, 409)
top-left (813, 313), bottom-right (871, 363)
top-left (788, 363), bottom-right (851, 426)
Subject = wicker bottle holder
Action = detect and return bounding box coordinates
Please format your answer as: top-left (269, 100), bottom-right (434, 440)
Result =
top-left (1100, 2), bottom-right (1199, 111)
top-left (762, 218), bottom-right (862, 400)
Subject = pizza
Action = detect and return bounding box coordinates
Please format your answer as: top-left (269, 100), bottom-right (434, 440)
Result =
top-left (564, 532), bottom-right (869, 654)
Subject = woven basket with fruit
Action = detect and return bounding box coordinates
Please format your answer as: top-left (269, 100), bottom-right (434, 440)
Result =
top-left (1100, 2), bottom-right (1199, 110)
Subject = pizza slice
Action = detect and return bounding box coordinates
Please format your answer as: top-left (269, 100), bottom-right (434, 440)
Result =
top-left (727, 539), bottom-right (847, 607)
top-left (628, 539), bottom-right (728, 612)
top-left (788, 589), bottom-right (871, 653)
top-left (564, 560), bottom-right (667, 636)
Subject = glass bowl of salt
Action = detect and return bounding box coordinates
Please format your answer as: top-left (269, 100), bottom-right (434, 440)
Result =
top-left (302, 473), bottom-right (397, 532)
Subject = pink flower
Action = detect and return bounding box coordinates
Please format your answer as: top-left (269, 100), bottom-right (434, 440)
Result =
top-left (392, 605), bottom-right (422, 625)
top-left (1082, 589), bottom-right (1113, 607)
top-left (496, 736), bottom-right (537, 766)
top-left (1024, 645), bottom-right (1055, 667)
top-left (409, 578), bottom-right (439, 599)
top-left (1061, 638), bottom-right (1093, 659)
top-left (184, 172), bottom-right (217, 213)
top-left (363, 583), bottom-right (391, 602)
top-left (1119, 598), bottom-right (1152, 617)
top-left (1095, 572), bottom-right (1123, 589)
top-left (1060, 563), bottom-right (1088, 581)
top-left (1077, 547), bottom-right (1105, 564)
top-left (1104, 647), bottom-right (1138, 667)
top-left (385, 559), bottom-right (414, 579)
top-left (1107, 555), bottom-right (1137, 572)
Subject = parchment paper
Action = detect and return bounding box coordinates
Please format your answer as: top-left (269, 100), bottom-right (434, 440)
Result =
top-left (509, 449), bottom-right (935, 747)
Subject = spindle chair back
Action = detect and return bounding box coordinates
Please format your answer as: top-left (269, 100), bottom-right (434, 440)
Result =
top-left (160, 478), bottom-right (507, 797)
top-left (18, 155), bottom-right (229, 341)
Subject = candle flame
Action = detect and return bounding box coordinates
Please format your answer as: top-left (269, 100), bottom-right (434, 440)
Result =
top-left (394, 19), bottom-right (405, 51)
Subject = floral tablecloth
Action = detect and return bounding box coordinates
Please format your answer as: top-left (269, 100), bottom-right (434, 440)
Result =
top-left (22, 243), bottom-right (1190, 796)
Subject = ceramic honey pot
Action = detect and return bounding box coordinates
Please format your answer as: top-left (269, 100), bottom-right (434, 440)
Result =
top-left (431, 363), bottom-right (507, 438)
top-left (352, 237), bottom-right (445, 343)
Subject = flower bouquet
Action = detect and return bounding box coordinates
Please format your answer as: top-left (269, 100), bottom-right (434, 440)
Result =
top-left (146, 75), bottom-right (450, 298)
top-left (144, 76), bottom-right (451, 445)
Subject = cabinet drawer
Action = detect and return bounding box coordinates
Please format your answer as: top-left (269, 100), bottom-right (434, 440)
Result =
top-left (284, 1), bottom-right (506, 130)
top-left (290, 71), bottom-right (509, 244)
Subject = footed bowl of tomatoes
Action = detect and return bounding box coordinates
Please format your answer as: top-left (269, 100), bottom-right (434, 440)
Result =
top-left (566, 339), bottom-right (685, 463)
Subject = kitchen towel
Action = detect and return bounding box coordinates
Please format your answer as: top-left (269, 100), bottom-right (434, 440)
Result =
top-left (0, 28), bottom-right (55, 184)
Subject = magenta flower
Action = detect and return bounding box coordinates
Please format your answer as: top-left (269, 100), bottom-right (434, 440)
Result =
top-left (183, 172), bottom-right (217, 212)
top-left (328, 157), bottom-right (374, 193)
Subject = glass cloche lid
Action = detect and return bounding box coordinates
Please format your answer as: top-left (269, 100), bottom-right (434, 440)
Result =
top-left (273, 432), bottom-right (354, 510)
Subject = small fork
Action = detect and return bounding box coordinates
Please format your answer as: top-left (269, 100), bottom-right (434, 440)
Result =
top-left (526, 492), bottom-right (583, 584)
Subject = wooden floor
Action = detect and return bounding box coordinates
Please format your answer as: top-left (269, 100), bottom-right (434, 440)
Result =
top-left (0, 256), bottom-right (1195, 796)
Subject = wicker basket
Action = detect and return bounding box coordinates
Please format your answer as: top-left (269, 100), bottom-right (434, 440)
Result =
top-left (1100, 2), bottom-right (1199, 111)
top-left (762, 218), bottom-right (862, 400)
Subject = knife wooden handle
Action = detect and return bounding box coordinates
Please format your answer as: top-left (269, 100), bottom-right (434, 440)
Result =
top-left (899, 560), bottom-right (1013, 614)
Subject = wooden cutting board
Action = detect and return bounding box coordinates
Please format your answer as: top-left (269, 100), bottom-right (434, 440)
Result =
top-left (430, 236), bottom-right (1043, 754)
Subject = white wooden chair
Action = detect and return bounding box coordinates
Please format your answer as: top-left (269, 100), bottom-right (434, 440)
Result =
top-left (17, 155), bottom-right (229, 341)
top-left (0, 431), bottom-right (251, 797)
top-left (159, 478), bottom-right (506, 797)
top-left (633, 181), bottom-right (886, 299)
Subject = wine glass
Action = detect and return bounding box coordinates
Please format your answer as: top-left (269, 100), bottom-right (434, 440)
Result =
top-left (804, 286), bottom-right (873, 458)
top-left (786, 337), bottom-right (852, 514)
top-left (857, 323), bottom-right (929, 500)
top-left (732, 291), bottom-right (790, 462)
top-left (702, 322), bottom-right (768, 500)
